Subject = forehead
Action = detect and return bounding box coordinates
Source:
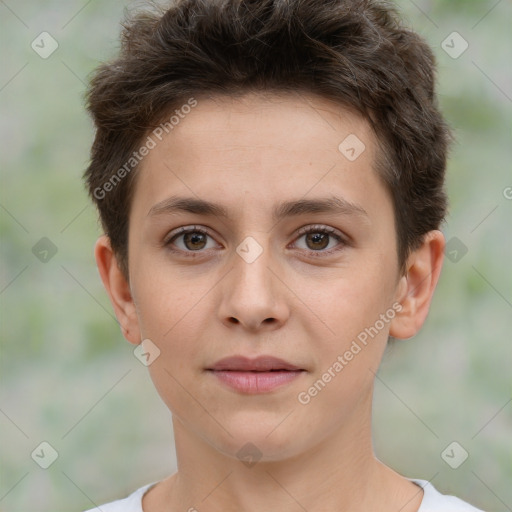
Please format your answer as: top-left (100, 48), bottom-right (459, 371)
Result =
top-left (130, 91), bottom-right (386, 223)
top-left (163, 91), bottom-right (373, 159)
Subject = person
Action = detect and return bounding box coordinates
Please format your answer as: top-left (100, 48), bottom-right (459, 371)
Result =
top-left (83, 0), bottom-right (485, 510)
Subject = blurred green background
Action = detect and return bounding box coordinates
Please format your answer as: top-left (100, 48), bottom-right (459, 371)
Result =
top-left (1, 1), bottom-right (511, 510)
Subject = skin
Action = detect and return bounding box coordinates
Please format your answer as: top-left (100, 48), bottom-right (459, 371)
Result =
top-left (95, 91), bottom-right (445, 511)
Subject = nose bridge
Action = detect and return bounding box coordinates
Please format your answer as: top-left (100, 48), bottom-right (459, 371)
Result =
top-left (218, 234), bottom-right (287, 329)
top-left (232, 234), bottom-right (276, 302)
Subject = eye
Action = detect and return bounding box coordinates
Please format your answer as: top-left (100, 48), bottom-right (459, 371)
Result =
top-left (164, 226), bottom-right (220, 254)
top-left (164, 224), bottom-right (347, 258)
top-left (292, 225), bottom-right (346, 256)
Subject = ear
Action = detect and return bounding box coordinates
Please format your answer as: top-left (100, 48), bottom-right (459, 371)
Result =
top-left (389, 230), bottom-right (445, 340)
top-left (94, 235), bottom-right (141, 345)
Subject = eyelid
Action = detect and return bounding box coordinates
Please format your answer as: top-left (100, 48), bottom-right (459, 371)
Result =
top-left (295, 224), bottom-right (342, 239)
top-left (164, 225), bottom-right (213, 245)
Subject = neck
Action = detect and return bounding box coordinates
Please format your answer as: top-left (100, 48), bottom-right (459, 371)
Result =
top-left (144, 389), bottom-right (423, 511)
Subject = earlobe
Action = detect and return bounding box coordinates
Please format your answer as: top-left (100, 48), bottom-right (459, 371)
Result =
top-left (389, 230), bottom-right (445, 340)
top-left (94, 235), bottom-right (141, 345)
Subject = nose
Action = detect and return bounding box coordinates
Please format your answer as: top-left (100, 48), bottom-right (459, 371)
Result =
top-left (217, 237), bottom-right (290, 332)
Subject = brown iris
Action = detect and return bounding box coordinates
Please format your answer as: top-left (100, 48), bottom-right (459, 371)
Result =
top-left (184, 232), bottom-right (207, 250)
top-left (305, 232), bottom-right (329, 251)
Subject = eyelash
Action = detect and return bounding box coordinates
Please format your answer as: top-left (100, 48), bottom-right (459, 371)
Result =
top-left (164, 224), bottom-right (348, 258)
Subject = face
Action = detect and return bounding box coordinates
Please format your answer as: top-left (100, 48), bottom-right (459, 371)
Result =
top-left (109, 92), bottom-right (410, 461)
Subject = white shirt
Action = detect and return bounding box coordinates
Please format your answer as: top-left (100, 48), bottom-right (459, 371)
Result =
top-left (84, 478), bottom-right (485, 511)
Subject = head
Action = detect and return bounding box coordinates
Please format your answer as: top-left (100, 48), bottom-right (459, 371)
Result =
top-left (86, 0), bottom-right (450, 463)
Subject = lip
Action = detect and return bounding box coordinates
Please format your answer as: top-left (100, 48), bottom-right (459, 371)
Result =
top-left (206, 355), bottom-right (306, 394)
top-left (207, 355), bottom-right (303, 372)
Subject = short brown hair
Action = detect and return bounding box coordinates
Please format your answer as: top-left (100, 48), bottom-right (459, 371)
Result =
top-left (84, 0), bottom-right (451, 279)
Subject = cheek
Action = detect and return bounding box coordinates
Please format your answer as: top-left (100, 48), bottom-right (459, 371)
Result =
top-left (140, 303), bottom-right (208, 419)
top-left (132, 266), bottom-right (220, 368)
top-left (307, 264), bottom-right (396, 373)
top-left (316, 268), bottom-right (394, 331)
top-left (132, 260), bottom-right (203, 335)
top-left (301, 285), bottom-right (391, 418)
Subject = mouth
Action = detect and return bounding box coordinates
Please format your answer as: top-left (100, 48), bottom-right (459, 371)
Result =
top-left (206, 355), bottom-right (306, 394)
top-left (206, 355), bottom-right (304, 372)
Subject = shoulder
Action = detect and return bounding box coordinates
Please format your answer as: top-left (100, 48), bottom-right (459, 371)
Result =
top-left (84, 478), bottom-right (485, 512)
top-left (411, 479), bottom-right (486, 512)
top-left (83, 482), bottom-right (156, 512)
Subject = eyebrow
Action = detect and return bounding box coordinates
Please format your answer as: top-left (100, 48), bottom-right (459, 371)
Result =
top-left (147, 195), bottom-right (368, 222)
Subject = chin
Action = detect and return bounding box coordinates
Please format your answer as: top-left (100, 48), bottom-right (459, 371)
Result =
top-left (206, 414), bottom-right (310, 463)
